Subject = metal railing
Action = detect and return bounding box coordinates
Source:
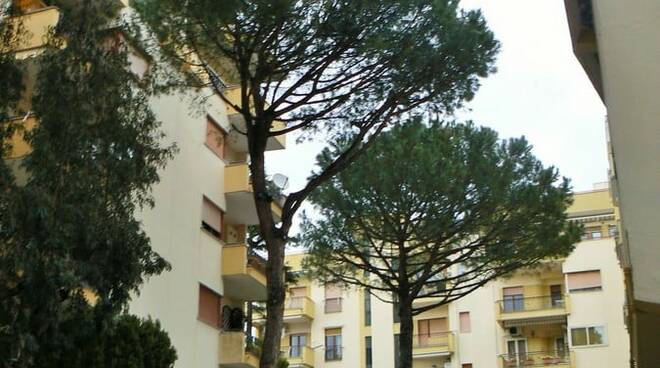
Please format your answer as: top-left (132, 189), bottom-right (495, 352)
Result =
top-left (412, 332), bottom-right (452, 349)
top-left (324, 297), bottom-right (342, 313)
top-left (498, 295), bottom-right (565, 313)
top-left (325, 346), bottom-right (343, 361)
top-left (499, 350), bottom-right (570, 367)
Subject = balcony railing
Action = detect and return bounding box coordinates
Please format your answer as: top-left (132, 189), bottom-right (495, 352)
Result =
top-left (412, 332), bottom-right (452, 349)
top-left (498, 295), bottom-right (565, 313)
top-left (499, 350), bottom-right (570, 367)
top-left (324, 297), bottom-right (342, 313)
top-left (325, 346), bottom-right (343, 361)
top-left (282, 345), bottom-right (315, 366)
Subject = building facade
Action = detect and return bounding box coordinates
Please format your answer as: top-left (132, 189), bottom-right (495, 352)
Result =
top-left (4, 1), bottom-right (286, 367)
top-left (563, 1), bottom-right (660, 366)
top-left (274, 188), bottom-right (629, 368)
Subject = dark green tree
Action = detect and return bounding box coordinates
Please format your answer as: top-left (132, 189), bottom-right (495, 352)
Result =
top-left (301, 119), bottom-right (582, 368)
top-left (35, 310), bottom-right (177, 368)
top-left (133, 1), bottom-right (499, 365)
top-left (0, 1), bottom-right (175, 366)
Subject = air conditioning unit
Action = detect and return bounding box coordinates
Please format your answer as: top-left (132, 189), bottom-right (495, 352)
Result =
top-left (509, 327), bottom-right (522, 337)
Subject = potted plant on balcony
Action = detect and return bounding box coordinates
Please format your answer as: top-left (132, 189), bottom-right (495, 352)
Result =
top-left (542, 355), bottom-right (559, 364)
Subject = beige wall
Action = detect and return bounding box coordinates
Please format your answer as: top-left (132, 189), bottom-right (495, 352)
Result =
top-left (563, 238), bottom-right (629, 368)
top-left (128, 90), bottom-right (233, 368)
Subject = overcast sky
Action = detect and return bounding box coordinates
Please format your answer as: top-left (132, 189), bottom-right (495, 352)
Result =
top-left (266, 0), bottom-right (608, 236)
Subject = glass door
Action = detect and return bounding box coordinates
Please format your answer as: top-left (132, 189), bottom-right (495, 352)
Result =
top-left (290, 334), bottom-right (306, 358)
top-left (506, 339), bottom-right (527, 367)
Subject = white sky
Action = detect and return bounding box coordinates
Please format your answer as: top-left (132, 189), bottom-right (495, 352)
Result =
top-left (267, 0), bottom-right (608, 237)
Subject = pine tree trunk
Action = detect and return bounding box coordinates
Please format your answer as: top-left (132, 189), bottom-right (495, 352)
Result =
top-left (258, 236), bottom-right (286, 368)
top-left (398, 298), bottom-right (414, 368)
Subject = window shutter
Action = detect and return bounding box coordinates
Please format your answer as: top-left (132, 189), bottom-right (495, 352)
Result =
top-left (198, 284), bottom-right (221, 327)
top-left (206, 117), bottom-right (226, 159)
top-left (459, 312), bottom-right (471, 333)
top-left (503, 286), bottom-right (523, 296)
top-left (567, 270), bottom-right (602, 291)
top-left (202, 198), bottom-right (223, 236)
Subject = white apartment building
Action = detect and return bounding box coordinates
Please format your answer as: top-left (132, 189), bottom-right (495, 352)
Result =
top-left (274, 188), bottom-right (629, 368)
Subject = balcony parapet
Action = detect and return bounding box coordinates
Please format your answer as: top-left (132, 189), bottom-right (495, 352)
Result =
top-left (412, 332), bottom-right (455, 358)
top-left (495, 295), bottom-right (570, 328)
top-left (498, 350), bottom-right (572, 368)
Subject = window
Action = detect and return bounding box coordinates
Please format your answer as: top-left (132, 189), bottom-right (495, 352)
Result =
top-left (571, 326), bottom-right (606, 347)
top-left (205, 117), bottom-right (226, 159)
top-left (324, 283), bottom-right (342, 313)
top-left (581, 226), bottom-right (602, 240)
top-left (365, 336), bottom-right (372, 368)
top-left (459, 312), bottom-right (471, 333)
top-left (290, 334), bottom-right (306, 358)
top-left (202, 197), bottom-right (223, 238)
top-left (417, 318), bottom-right (448, 347)
top-left (550, 285), bottom-right (563, 307)
top-left (502, 286), bottom-right (524, 312)
top-left (364, 288), bottom-right (372, 326)
top-left (462, 364), bottom-right (473, 368)
top-left (325, 328), bottom-right (342, 361)
top-left (198, 284), bottom-right (222, 328)
top-left (566, 270), bottom-right (602, 292)
top-left (608, 225), bottom-right (618, 238)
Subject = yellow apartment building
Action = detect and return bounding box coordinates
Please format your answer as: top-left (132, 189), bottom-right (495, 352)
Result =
top-left (563, 1), bottom-right (660, 366)
top-left (3, 1), bottom-right (285, 367)
top-left (273, 187), bottom-right (629, 368)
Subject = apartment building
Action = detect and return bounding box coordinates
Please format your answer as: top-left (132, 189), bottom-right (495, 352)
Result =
top-left (273, 188), bottom-right (629, 368)
top-left (563, 1), bottom-right (660, 366)
top-left (4, 1), bottom-right (286, 367)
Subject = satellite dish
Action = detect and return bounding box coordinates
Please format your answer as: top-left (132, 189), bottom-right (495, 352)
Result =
top-left (272, 173), bottom-right (289, 190)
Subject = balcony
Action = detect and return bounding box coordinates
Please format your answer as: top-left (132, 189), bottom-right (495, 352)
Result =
top-left (223, 87), bottom-right (286, 152)
top-left (412, 332), bottom-right (455, 358)
top-left (284, 296), bottom-right (315, 323)
top-left (224, 163), bottom-right (283, 225)
top-left (498, 351), bottom-right (574, 368)
top-left (282, 346), bottom-right (315, 367)
top-left (219, 331), bottom-right (260, 368)
top-left (222, 244), bottom-right (267, 302)
top-left (3, 5), bottom-right (61, 59)
top-left (496, 295), bottom-right (570, 328)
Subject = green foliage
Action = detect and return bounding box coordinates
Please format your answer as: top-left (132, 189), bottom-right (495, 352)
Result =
top-left (0, 1), bottom-right (175, 366)
top-left (302, 118), bottom-right (581, 303)
top-left (276, 357), bottom-right (290, 368)
top-left (35, 311), bottom-right (177, 368)
top-left (132, 1), bottom-right (502, 366)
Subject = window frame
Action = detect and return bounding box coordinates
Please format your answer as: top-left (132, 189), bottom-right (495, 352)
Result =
top-left (569, 325), bottom-right (608, 348)
top-left (324, 330), bottom-right (343, 361)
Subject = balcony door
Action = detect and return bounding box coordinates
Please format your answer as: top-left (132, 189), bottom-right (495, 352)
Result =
top-left (288, 287), bottom-right (307, 308)
top-left (506, 338), bottom-right (527, 367)
top-left (550, 285), bottom-right (563, 307)
top-left (418, 318), bottom-right (447, 347)
top-left (290, 334), bottom-right (306, 358)
top-left (502, 287), bottom-right (524, 312)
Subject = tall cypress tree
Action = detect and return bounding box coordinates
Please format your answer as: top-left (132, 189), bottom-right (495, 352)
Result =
top-left (0, 1), bottom-right (175, 366)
